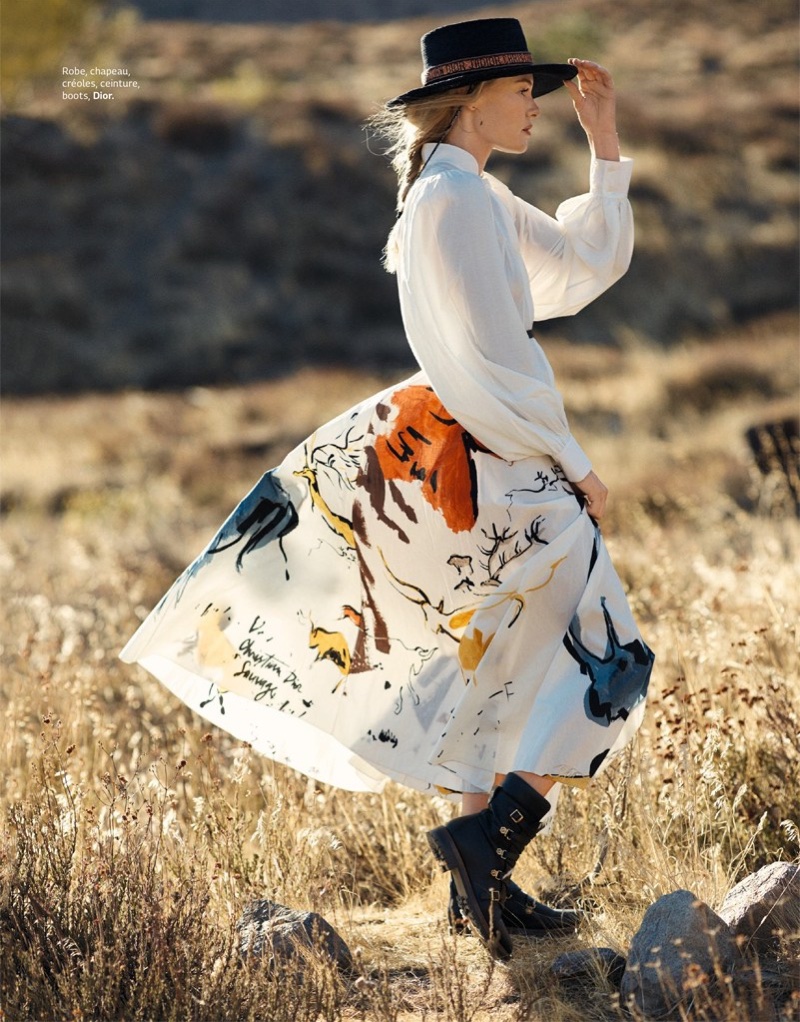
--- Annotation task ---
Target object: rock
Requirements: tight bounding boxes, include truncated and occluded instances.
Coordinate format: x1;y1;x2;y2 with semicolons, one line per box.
620;890;736;1019
720;862;800;955
236;899;353;974
551;947;627;988
745;418;800;517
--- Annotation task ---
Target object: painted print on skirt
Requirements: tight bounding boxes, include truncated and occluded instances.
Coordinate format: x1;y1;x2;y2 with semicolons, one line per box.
121;371;654;802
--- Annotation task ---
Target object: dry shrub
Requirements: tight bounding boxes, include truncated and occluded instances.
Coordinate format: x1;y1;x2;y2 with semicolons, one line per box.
664;359;780;415
534;11;607;65
0;727;349;1022
152;102;238;154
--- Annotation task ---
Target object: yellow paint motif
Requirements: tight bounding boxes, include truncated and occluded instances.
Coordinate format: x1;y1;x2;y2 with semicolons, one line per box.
195;607;254;699
449;607;476;630
197;608;238;671
521;555;568;594
545;774;592;790
309;625;351;675
293;463;356;549
458;627;494;673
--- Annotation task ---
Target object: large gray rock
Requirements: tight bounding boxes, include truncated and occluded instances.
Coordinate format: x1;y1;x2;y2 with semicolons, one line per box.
236;899;353;973
620;890;736;1019
720;862;800;956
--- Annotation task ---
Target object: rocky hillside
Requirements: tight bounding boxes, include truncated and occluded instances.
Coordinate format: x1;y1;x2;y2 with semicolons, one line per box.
1;0;797;393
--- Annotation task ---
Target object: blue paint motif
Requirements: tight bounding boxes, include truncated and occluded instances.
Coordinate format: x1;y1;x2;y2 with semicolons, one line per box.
173;473;299;602
564;597;654;727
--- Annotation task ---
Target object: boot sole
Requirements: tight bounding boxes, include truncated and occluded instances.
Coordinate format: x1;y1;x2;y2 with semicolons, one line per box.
451;913;574;939
458;920;575;938
427;825;513;961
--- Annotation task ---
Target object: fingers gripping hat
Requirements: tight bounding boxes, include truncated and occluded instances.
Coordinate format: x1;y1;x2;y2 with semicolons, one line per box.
387;17;578;107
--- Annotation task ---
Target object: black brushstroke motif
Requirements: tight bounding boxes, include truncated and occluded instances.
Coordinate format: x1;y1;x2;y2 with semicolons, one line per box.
589;748;609;776
367;728;399;748
478;515;546;587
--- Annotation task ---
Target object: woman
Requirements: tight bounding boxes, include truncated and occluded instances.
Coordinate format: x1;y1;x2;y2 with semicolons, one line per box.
121;18;653;961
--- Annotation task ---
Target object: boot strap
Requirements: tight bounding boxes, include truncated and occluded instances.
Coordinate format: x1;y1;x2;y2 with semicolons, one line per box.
489;885;509;904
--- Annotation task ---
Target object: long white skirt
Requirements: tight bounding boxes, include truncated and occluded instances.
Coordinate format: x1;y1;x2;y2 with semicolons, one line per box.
121;372;653;802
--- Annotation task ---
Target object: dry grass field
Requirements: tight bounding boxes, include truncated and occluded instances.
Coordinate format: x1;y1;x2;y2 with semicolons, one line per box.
2;314;798;1020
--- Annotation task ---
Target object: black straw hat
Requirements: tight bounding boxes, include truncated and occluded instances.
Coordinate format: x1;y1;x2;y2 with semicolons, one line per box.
387;18;578;108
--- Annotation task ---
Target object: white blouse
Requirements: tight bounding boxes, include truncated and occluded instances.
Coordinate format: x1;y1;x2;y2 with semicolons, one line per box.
392;142;633;481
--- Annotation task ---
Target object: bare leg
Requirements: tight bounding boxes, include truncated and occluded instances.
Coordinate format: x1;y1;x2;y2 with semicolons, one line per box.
461;772;554;815
513;771;555;799
460;791;489;815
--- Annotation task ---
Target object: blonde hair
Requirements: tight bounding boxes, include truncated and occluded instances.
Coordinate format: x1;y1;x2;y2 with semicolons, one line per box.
368;84;487;272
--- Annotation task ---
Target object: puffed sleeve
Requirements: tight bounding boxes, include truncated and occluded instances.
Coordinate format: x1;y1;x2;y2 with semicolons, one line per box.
396;171;592;481
486;158;634;321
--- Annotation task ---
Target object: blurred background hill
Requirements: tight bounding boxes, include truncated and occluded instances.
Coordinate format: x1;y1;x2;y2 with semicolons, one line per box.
114;0;492;23
1;0;797;393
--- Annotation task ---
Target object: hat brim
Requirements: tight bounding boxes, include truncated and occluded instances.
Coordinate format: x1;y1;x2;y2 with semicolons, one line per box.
386;62;577;108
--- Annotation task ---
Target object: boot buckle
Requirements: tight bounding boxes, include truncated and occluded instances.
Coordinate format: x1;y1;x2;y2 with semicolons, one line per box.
490;869;502;879
499;826;510;837
496;847;507;858
510;809;524;823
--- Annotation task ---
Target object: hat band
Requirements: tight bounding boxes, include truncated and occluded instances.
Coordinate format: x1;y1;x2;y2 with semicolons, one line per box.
423;50;533;84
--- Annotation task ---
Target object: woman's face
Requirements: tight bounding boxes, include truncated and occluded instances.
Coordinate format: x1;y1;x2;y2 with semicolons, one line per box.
470;75;540;154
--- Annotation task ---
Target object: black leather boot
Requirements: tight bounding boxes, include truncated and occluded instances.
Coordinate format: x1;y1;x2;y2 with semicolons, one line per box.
427;773;552;959
448;876;580;936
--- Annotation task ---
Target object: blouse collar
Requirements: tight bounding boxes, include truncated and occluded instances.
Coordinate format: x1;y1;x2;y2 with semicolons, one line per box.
420;142;481;177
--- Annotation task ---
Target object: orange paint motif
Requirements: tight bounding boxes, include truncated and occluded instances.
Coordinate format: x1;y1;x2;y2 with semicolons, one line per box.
342;605;364;628
374;385;480;533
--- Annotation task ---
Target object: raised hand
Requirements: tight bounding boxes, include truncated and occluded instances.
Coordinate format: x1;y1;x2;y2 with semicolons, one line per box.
563;58;620;161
